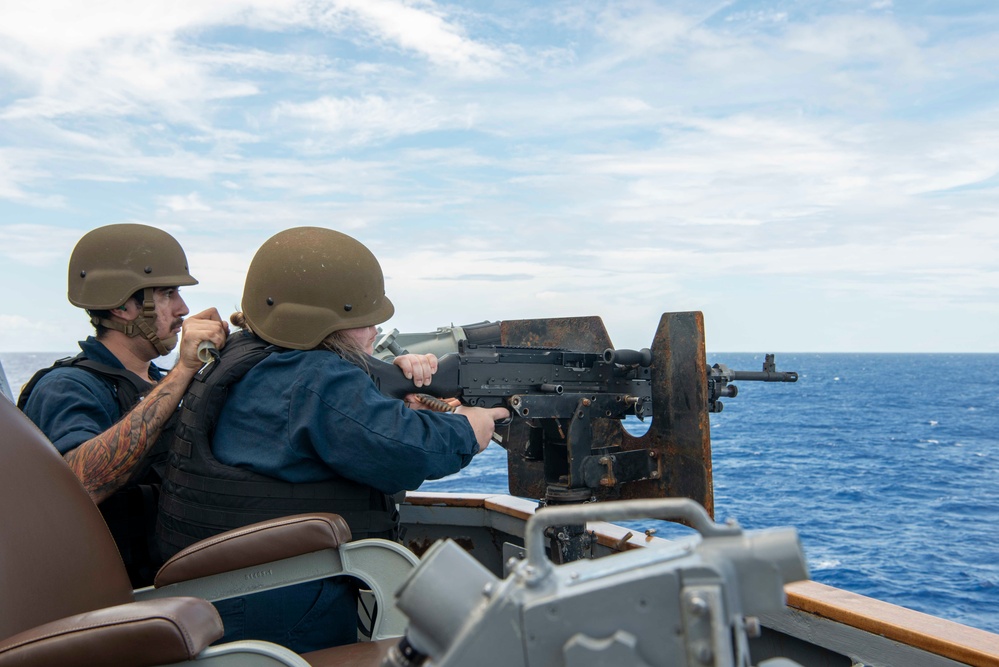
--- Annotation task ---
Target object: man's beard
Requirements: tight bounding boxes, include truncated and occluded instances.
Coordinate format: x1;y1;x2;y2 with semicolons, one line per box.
157;318;184;354
158;334;179;353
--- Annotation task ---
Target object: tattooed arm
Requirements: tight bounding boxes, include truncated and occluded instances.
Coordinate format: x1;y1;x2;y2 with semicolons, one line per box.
63;372;193;503
65;309;229;504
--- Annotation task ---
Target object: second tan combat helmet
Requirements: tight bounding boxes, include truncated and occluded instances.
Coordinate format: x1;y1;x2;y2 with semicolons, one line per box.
242;227;395;350
69;224;198;309
68;223;198;355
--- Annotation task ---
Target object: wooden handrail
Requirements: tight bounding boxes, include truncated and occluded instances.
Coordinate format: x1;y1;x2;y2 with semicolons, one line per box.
785;580;999;667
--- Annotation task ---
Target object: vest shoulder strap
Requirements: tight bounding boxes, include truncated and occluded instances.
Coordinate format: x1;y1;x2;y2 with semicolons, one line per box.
17;352;152;414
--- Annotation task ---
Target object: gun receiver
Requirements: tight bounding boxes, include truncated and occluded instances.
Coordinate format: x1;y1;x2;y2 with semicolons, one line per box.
368;342;654;421
708;353;798;413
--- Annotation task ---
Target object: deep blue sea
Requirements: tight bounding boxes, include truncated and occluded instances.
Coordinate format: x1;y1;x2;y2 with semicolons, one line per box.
3;351;997;634
428;352;999;635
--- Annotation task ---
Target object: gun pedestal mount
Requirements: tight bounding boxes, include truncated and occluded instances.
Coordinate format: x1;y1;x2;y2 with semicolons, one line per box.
498;311;712;510
493;312;710;564
540;465;598;564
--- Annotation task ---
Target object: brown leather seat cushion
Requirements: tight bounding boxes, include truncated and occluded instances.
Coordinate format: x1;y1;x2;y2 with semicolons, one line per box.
0;597;223;667
155;513;352;587
302;637;398;667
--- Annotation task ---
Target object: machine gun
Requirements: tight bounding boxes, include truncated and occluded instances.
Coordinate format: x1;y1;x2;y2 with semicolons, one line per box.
369;337;796;504
368;312;797;563
369;342;655;420
373;320;798;415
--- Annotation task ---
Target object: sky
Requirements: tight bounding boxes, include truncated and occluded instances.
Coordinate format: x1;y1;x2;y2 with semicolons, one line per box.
0;0;997;354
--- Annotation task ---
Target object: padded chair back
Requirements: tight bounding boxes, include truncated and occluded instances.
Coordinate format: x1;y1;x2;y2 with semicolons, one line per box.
0;398;133;639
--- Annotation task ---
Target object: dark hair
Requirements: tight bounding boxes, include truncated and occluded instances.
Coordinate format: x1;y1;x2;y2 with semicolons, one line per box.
90;290;144;337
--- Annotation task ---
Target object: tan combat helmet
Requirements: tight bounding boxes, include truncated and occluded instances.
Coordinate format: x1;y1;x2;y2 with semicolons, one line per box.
68;224;198;355
242;227;395;350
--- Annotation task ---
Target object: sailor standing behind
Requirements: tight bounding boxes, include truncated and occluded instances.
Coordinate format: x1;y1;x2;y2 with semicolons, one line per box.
18;224;229;586
156;226;508;653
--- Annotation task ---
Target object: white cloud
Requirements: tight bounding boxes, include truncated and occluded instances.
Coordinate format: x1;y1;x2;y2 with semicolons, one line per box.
0;154;35;202
158;192;213;212
316;0;506;77
274;94;476;147
0;225;78;267
590;4;698;53
0;151;67;207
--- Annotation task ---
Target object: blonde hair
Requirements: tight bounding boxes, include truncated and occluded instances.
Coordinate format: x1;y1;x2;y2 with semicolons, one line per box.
230;311;369;368
319;330;370;369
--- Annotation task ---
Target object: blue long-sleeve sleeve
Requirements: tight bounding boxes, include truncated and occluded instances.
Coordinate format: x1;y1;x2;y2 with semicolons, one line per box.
213;349;478;494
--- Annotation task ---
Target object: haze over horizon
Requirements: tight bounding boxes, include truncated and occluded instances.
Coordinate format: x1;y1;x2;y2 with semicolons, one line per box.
1;1;996;354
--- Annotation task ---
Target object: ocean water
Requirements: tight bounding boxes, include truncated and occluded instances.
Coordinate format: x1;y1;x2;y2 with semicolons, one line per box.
425;352;999;635
3;351;997;634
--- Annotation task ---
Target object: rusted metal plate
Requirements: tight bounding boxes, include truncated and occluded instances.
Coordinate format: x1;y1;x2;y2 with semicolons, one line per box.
496;312;713;516
499;316;612;350
620;311;713;515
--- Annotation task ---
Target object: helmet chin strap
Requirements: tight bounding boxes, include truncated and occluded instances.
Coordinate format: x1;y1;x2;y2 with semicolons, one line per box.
92;288;176;356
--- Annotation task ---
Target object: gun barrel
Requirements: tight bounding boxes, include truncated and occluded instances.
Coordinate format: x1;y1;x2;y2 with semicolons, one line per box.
730;370;798;382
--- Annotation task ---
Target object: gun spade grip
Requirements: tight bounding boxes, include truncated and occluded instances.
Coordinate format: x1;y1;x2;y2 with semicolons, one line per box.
367;355;461;401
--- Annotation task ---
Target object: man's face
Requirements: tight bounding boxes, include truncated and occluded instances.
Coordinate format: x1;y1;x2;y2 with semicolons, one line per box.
151;287;190;341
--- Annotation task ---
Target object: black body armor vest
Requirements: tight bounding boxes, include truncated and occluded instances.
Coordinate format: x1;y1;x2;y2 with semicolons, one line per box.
18;352;152;415
156;332;399;560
